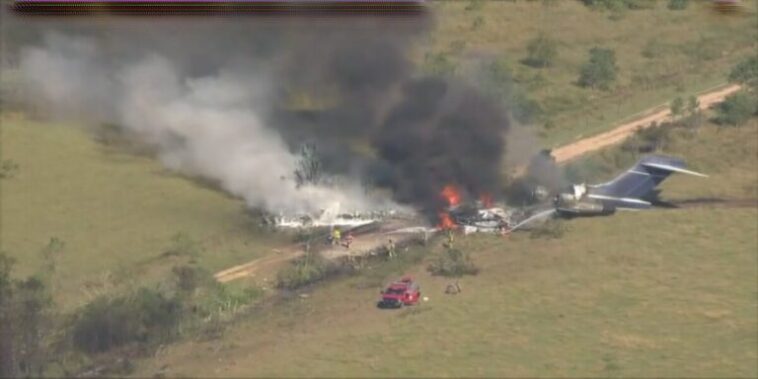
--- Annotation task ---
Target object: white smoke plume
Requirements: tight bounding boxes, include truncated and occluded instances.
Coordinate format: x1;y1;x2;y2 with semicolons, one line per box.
19;33;380;215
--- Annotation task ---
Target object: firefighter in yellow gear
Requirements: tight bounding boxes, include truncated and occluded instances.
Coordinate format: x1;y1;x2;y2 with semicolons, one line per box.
331;228;341;246
445;229;454;249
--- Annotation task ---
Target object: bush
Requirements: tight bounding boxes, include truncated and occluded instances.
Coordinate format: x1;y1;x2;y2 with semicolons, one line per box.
714;92;757;126
427;248;479;277
276;252;340;290
524;34;558;68
626;123;672;153
729;55;758;90
0;160;19;179
581;0;655;10
172;265;213;295
72;288;182;354
578;48;618;90
667;0;688;10
670;97;684;117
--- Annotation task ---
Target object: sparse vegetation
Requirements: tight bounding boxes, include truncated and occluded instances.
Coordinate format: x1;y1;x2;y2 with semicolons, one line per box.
427;248;479;277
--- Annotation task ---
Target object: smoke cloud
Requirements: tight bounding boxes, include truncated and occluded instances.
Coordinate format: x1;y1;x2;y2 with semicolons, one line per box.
6;13;510;220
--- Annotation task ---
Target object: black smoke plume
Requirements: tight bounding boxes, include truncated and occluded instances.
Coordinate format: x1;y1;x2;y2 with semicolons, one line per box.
4;10;510;220
372;78;509;218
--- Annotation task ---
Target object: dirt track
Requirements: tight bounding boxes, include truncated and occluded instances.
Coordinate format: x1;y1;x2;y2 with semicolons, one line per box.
215;83;742;283
550;84;742;163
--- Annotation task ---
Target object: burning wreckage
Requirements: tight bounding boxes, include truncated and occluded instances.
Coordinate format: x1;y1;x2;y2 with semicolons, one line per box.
259;155;706;240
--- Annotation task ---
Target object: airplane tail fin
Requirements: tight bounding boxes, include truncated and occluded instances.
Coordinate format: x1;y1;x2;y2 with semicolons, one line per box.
589;155;707;207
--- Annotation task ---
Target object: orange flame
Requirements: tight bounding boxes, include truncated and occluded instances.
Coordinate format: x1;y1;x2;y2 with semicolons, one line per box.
440;185;462;207
479;193;494;208
437;211;456;230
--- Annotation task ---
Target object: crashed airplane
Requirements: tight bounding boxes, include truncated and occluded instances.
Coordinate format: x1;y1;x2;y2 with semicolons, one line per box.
553;155;707;217
451;155;708;233
553;155;707;216
263;154;707;238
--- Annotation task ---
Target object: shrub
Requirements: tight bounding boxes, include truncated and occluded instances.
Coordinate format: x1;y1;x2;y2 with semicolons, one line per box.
578;48;618;90
670;97;684;117
626;123;672;153
427;248;479;277
0;160;19;179
276;252;340;290
581;0;655;10
728;55;758;90
714;92;757;126
667;0;688;10
524;34;558;68
72;288;182;354
172;265;212;294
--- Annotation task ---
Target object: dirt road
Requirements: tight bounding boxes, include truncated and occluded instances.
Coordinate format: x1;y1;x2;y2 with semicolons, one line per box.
214;218;423;283
215;83;742;283
550;84;742;163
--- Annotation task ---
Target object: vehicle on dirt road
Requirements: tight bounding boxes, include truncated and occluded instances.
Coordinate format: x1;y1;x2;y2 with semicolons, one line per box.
377;277;421;309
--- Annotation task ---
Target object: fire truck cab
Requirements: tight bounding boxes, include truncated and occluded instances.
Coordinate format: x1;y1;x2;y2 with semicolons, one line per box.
377;277;421;308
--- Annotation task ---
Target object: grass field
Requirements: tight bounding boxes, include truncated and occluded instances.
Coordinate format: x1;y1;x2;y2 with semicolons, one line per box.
0;113;289;308
0;1;755;375
421;0;756;146
133;121;757;377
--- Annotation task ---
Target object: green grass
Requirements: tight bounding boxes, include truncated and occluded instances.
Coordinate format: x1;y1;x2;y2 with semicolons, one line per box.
133;121;758;377
0;114;288;308
421;0;756;146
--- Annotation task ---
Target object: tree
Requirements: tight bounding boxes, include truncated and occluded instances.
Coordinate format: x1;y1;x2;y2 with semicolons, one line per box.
13;277;52;377
714;92;757;126
0;254;16;378
683;95;703;128
670;97;684;117
687;95;699;114
578;48;618;90
294;144;323;188
728;55;758;91
524;34;558;68
0;253;55;378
